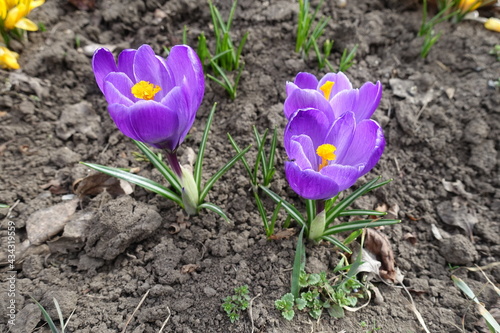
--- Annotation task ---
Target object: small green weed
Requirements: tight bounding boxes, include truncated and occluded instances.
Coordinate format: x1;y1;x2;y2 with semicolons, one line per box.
275;269;364;321
222;285;251;323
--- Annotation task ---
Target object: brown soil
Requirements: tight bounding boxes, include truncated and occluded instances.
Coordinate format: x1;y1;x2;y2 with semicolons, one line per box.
1;0;499;332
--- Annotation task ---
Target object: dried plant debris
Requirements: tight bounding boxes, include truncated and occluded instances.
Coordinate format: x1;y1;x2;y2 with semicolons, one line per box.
436;197;478;239
362;228;398;282
73;173;133;198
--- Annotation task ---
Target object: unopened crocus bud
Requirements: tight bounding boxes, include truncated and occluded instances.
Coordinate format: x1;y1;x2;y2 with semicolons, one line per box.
308;210;326;241
485;18;500;32
180;165;199;216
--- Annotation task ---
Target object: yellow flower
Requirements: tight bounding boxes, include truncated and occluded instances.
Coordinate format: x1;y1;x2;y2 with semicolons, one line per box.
458;0;481;12
484;18;500;32
0;46;20;69
1;0;45;31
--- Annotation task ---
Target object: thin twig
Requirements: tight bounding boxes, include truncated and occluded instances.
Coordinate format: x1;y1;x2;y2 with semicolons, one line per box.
248;293;261;333
121;289;150;333
2;200;20;221
158;306;171;333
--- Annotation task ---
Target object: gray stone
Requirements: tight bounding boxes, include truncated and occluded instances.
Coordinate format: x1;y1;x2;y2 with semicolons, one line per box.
439;235;477;265
85;196;162;260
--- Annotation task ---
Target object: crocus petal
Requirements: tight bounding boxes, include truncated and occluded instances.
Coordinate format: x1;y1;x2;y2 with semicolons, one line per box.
161;85;191;149
294;72;319;90
92;48;118;93
320;164;361;193
285;162;340;200
133;45;171;99
103;73;135;106
288;135;317;170
108;101;180;150
117;49;136;82
29;0;45;10
166;45;205;112
352;81;383;121
324;111;355;162
329;89;358;119
341;119;385;174
14;17;38;31
285;82;299;97
284;108;331;154
284;88;335;121
360;123;385;177
317;72;352;99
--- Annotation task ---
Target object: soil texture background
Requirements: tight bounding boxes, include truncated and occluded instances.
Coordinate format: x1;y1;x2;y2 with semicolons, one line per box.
1;0;499;332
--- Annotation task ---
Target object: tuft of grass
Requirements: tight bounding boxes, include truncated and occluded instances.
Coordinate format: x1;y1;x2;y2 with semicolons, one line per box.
31;297;75;333
195;0;248;99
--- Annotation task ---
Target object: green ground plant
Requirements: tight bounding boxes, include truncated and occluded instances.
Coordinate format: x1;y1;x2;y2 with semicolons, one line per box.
275;267;365;321
222;285;251;323
196;0;248;99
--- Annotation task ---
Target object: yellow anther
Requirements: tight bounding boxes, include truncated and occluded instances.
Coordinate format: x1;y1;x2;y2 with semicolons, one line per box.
316;144;336;171
319;81;335;100
131;80;161;100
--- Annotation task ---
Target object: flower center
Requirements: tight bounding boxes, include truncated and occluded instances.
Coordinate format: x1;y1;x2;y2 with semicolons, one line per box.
131;80;161;100
319;81;335;100
316;144;336;171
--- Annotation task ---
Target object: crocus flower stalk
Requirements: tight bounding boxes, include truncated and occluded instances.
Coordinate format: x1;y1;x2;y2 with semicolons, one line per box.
1;0;45;31
283;72;385;239
92;44;205;214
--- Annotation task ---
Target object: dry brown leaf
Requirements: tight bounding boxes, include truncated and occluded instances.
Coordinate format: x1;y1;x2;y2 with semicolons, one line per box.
73;173;133;198
40;179;68;195
181;264;198;274
403;232;418;245
364;228;397;281
268;228;296;240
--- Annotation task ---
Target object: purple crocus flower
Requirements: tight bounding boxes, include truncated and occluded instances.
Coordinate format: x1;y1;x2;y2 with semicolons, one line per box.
283;72;385;201
92;44;204;152
284;72;382;123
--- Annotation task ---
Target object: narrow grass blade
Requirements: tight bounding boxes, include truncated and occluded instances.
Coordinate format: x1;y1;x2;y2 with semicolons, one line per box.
199;145;251;202
0;203;8;208
259;185;306;230
81;162;183;206
451;275;480;304
265;128;278;184
235;32;249;68
338;210;387;217
31;297;60;333
254;190;269;234
343;229;364;246
199;202;229;222
53;298;65;331
268;200;283;237
321;235;351;253
452;275;500;332
323;219;401;235
133;140;182;194
291;227;305;298
326;177;391;226
305;199;316;225
194;103;217;192
227;133;253;180
253;127;268;183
